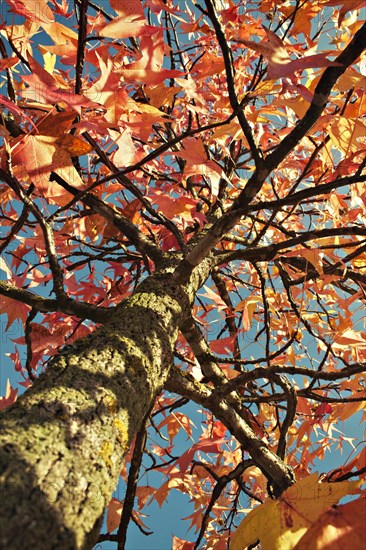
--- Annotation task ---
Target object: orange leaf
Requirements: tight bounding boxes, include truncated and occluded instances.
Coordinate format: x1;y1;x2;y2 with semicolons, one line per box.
172;536;195;550
0;379;18;410
5;0;54;23
0;57;19;70
236;29;340;80
230;473;360;550
106;498;122;533
35;111;76;137
294;497;366;550
10;133;86;204
57;134;93;156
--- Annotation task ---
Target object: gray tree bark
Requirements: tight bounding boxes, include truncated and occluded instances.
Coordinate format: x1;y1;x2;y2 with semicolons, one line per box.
0;273;193;549
0;265;295;549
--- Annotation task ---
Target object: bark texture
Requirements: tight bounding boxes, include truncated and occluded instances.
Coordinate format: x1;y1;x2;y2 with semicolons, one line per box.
0;264;296;548
0;274;191;549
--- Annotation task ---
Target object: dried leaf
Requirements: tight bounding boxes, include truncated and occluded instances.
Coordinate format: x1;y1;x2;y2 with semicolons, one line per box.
230;474;360;550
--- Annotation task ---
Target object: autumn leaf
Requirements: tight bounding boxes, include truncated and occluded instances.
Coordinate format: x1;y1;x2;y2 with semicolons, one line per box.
294;497;366;549
199;285;228;310
0;379;18;410
0;57;18;70
176;138;230;196
0;294;30;330
146;0;179;15
178;438;227;473
120;30;184;84
9;133;86;204
210;335;236;356
5;0;54;23
235;296;262;331
172;536;195;550
235;28;341;80
106;497;122;533
157;411;193;444
328;116;366;155
100;18;147;39
230;474;361;550
21;56;96;113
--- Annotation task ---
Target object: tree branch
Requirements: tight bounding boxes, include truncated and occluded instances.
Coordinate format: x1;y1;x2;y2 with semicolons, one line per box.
75;0;88;95
216;363;366;398
0;280;112;324
117;405;153;549
49;172;164;265
203;0;264;171
264;21;366;174
165;366;295;496
0;168;67;300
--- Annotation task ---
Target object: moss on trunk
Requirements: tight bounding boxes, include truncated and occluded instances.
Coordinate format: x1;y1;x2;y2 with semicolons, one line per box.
0;277;187;549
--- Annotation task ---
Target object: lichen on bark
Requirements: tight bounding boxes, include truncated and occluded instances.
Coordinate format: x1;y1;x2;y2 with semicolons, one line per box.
0;275;190;549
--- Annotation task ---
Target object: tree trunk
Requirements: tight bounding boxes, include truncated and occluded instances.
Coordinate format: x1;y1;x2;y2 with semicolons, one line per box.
0;274;190;549
0;265;295;548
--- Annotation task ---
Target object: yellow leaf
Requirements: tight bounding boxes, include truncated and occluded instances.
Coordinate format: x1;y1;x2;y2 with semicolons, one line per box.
235;297;261;331
38;47;56;73
230;474;360;550
328;116;366;155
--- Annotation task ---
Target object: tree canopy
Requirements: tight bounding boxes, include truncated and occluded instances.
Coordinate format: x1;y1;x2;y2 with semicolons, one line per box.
0;1;365;549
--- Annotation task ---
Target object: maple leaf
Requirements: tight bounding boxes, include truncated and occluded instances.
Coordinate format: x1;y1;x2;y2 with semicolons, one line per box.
21;56;96;114
235;28;341;80
230;473;361;550
5;0;54;23
178;437;226;473
157;411;193;444
7;110;92;204
106;498;122;533
149;190;199;223
0;294;30;331
235;296;262;331
327;116;366;155
28;323;69;355
210;335;236;356
199;285;228;310
0;57;18;70
172;536;195;550
294;497;366;549
120;30;184;84
9;133;87;204
176;138;230;196
0;379;18;410
146;0;179;16
40;22;78;65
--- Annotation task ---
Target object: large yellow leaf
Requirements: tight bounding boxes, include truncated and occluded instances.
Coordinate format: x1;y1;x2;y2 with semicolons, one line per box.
230;474;360;550
328;116;366;154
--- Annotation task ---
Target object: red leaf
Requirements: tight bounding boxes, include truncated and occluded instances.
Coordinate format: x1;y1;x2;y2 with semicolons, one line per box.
5;0;54;23
22;56;96;113
172;536;195;550
106;498;122;533
236;28;341;80
0;379;18;410
178;438;226;473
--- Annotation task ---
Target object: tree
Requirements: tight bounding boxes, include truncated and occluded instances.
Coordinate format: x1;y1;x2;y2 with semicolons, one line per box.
0;0;365;548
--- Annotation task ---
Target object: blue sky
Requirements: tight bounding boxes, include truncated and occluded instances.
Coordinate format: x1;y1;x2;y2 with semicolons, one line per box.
1;1;365;548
